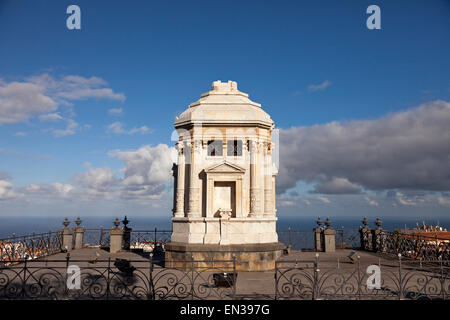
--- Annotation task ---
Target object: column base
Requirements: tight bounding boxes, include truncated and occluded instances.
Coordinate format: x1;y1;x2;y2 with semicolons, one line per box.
164;242;285;271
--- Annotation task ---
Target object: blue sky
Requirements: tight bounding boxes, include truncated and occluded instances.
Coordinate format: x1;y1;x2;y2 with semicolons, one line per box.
0;0;449;218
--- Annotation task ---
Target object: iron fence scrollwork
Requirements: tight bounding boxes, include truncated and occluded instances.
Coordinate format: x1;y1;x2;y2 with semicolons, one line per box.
275;255;449;300
0;254;237;300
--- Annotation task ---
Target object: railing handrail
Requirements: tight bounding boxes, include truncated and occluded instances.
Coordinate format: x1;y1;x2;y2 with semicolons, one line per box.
0;230;61;242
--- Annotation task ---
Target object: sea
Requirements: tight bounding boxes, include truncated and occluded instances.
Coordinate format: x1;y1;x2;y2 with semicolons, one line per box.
0;215;449;239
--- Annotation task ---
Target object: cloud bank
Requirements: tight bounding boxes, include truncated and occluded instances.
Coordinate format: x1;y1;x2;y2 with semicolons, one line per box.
278;100;450;195
0;73;125;125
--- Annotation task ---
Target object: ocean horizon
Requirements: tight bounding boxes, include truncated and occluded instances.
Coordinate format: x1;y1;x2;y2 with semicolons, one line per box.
1;215;449;239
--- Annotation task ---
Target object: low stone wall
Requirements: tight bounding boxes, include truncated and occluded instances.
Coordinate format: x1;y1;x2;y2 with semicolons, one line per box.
165;242;285;271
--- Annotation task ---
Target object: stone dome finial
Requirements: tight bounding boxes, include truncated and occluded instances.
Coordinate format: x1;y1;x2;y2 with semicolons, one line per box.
211;80;238;93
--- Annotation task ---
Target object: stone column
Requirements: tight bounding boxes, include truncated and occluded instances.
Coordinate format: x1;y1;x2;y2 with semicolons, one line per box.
323;217;336;253
109;229;124;253
371;218;386;252
359;217;372;251
62;229;74;252
174;142;185;217
74;227;85;249
264;141;273;217
249;140;261;217
187;139;200;218
324;230;336;253
109;217;123;253
314;217;324;252
122;216;132;251
61;217;73;252
73;216;84;250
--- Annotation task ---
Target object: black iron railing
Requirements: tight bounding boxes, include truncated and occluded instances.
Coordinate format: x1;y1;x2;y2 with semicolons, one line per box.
0;232;62;265
275;255;450;300
82;228;110;248
277;228;360;251
1;253;448;300
130;229;172;252
360;229;450;262
0;255;236;300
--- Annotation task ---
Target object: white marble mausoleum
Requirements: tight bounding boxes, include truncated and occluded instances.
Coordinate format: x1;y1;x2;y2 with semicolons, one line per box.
166;80;283;271
170;80;279;244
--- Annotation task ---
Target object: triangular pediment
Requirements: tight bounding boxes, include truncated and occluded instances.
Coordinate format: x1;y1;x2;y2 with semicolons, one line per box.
205;161;245;174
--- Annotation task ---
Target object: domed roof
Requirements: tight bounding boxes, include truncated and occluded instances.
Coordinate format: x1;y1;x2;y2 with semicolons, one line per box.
174;81;274;129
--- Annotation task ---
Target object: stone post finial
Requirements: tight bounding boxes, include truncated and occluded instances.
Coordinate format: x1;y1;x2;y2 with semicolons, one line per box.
75;216;82;227
113;217;121;229
362;217;368;227
316;216;323;228
375;217;382;229
62;217;70;228
122;216;130;228
325;217;331;229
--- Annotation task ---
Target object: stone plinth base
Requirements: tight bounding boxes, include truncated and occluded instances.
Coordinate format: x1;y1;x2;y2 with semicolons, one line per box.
164;242;285;271
171;217;278;245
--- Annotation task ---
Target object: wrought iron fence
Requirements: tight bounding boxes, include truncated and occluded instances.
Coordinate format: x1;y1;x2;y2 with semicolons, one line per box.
277;229;315;251
82;229;110;249
0;255;236;300
336;229;360;249
275;255;450;300
130;229;172;252
277;228;360;251
360;229;450;263
0;232;62;265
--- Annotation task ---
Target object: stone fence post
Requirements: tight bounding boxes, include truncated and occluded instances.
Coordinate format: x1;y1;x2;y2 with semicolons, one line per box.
359;217;373;251
371;218;386;252
61;217;74;252
122;216;132;251
314;216;324;252
323;217;336;253
73;216;85;249
109;217;123;253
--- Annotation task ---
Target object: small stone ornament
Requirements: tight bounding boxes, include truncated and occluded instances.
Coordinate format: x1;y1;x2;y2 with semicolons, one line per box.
325;217;331;229
316;216;323;228
362;217;368;227
113;217;121;228
62;217;70;228
122;216;130;228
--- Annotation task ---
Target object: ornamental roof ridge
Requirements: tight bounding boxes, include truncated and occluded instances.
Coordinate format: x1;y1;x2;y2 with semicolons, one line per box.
188;80;261;108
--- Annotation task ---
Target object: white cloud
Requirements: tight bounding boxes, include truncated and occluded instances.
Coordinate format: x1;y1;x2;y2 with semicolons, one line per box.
106;121;152;135
316;196;331;204
0;179;22;200
24;183;75;199
52;119;79;137
108;107;123;115
0;81;57;124
0;73;125;127
14;132;28;137
74;167;116;191
312;177;361;194
16;144;175;202
110;144;174;186
364;196;379;207
38;113;63;121
27;73;125;102
278;100;450;194
307;80;332;92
